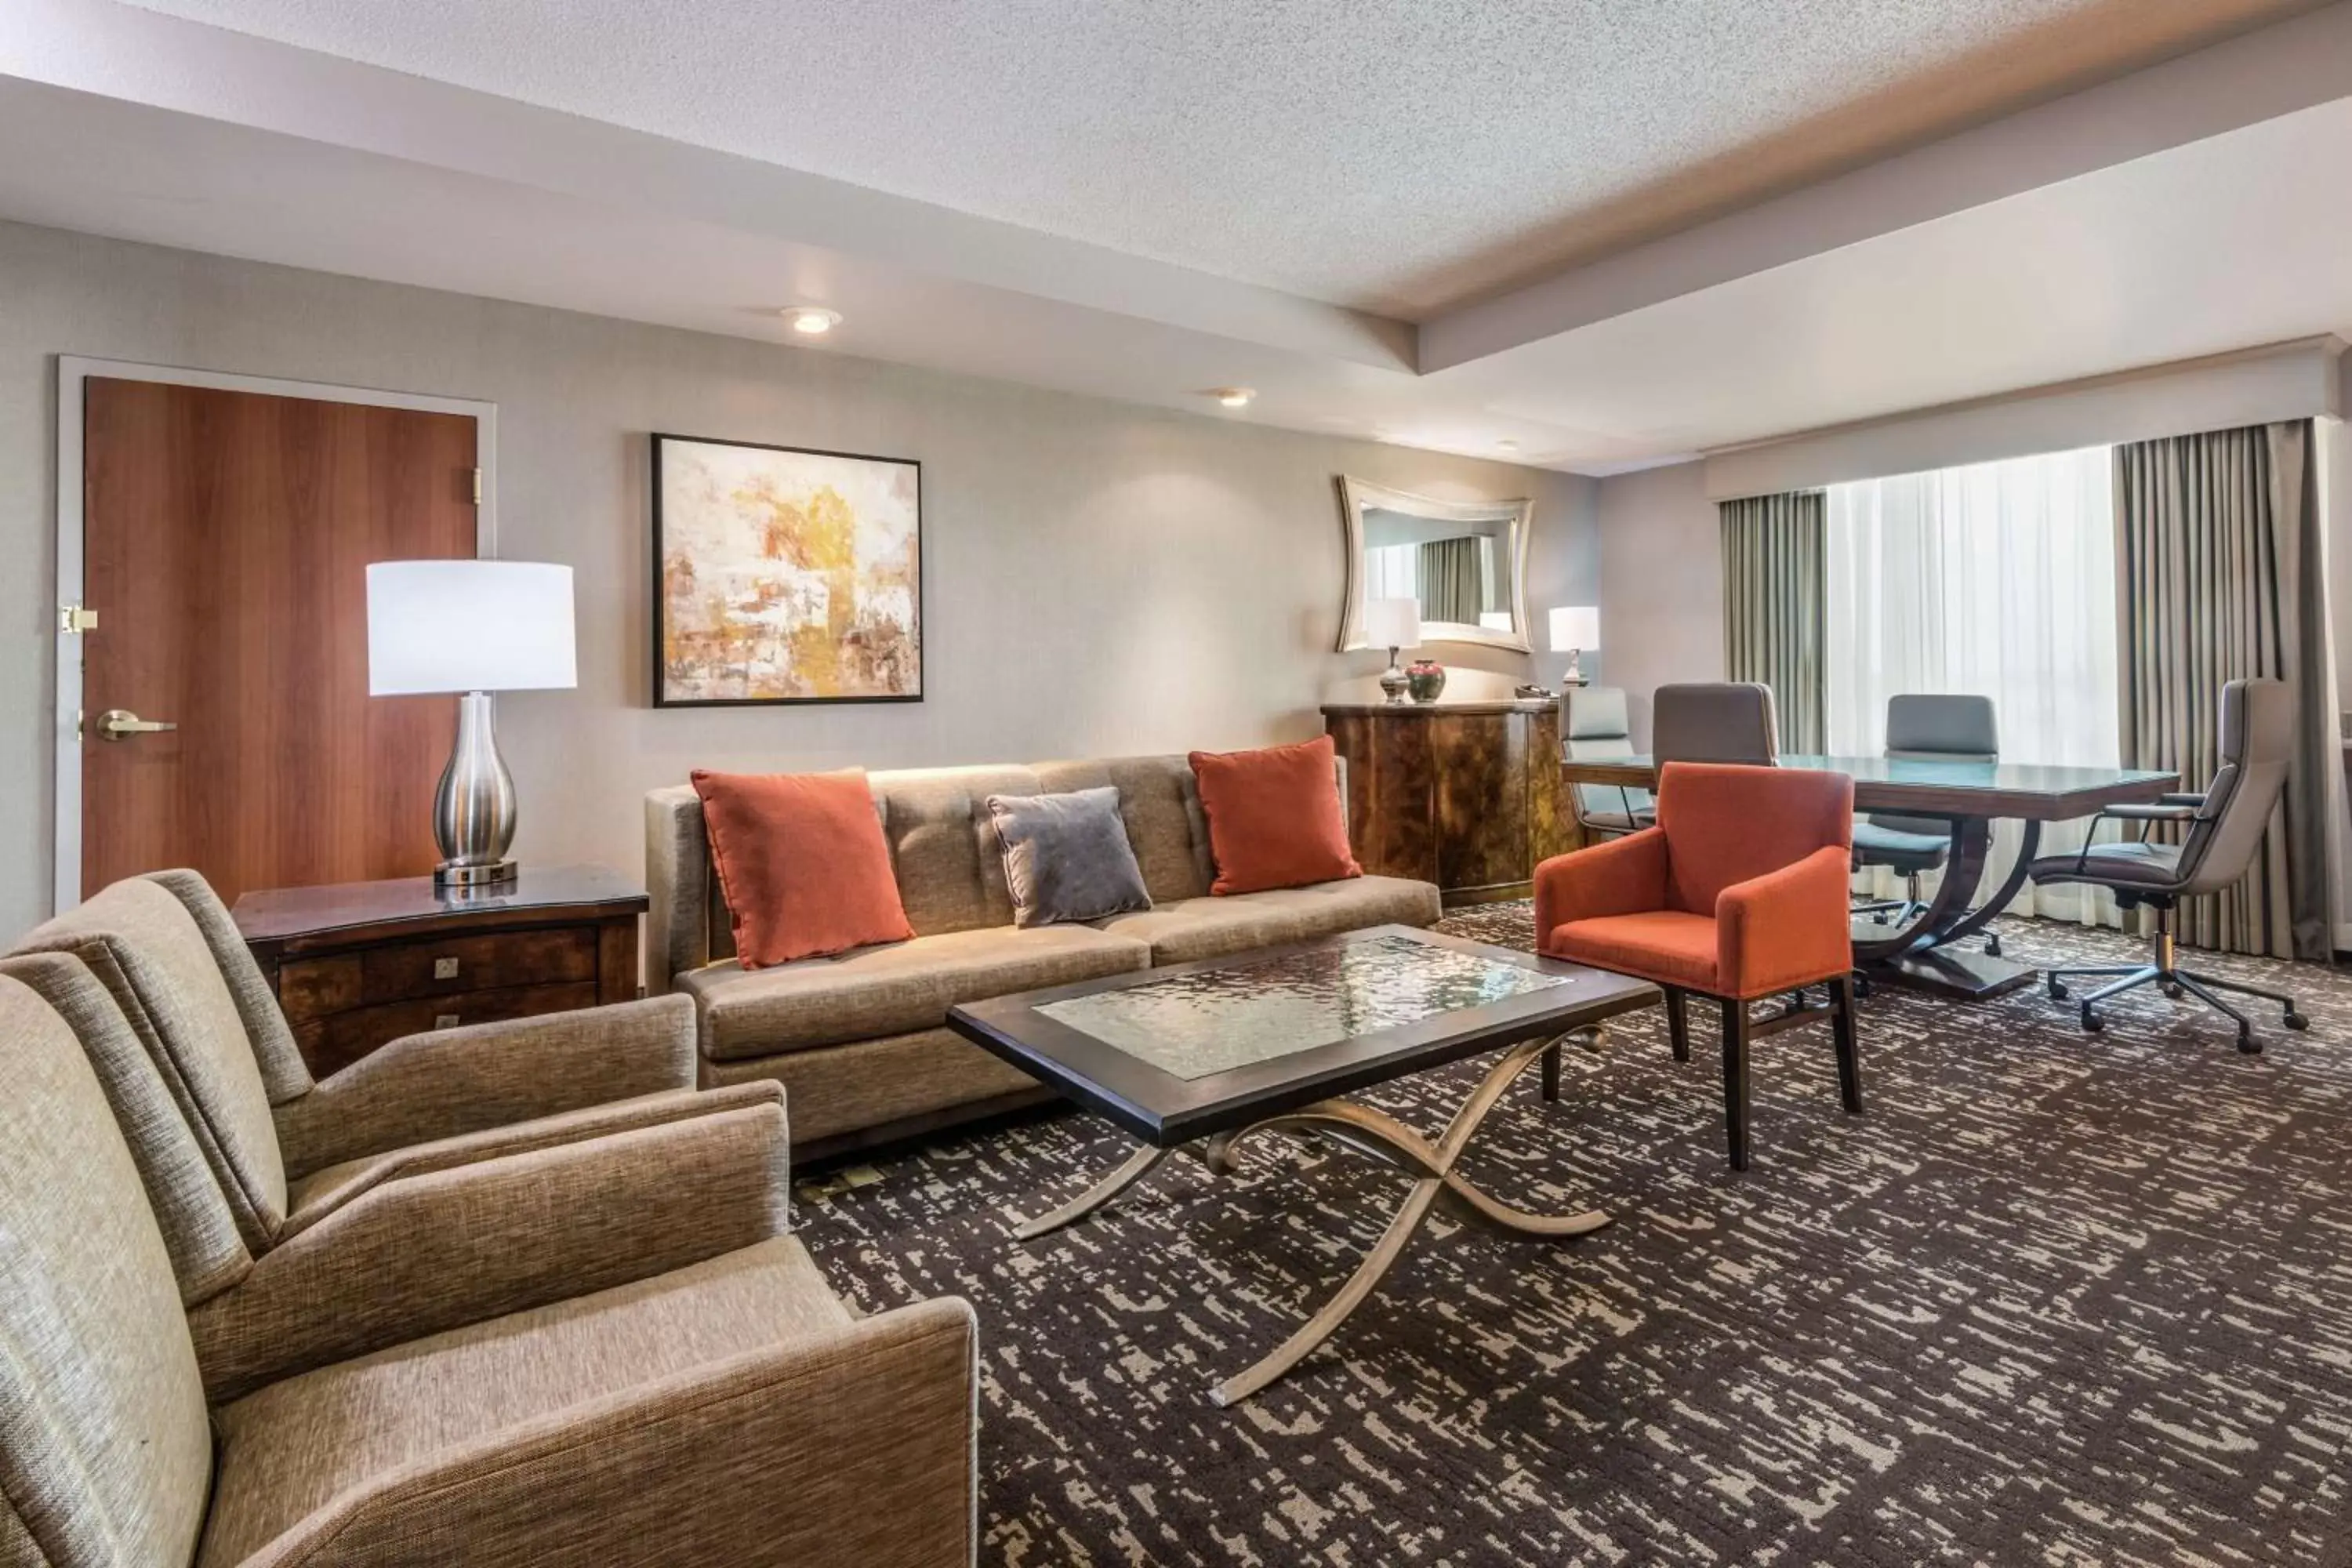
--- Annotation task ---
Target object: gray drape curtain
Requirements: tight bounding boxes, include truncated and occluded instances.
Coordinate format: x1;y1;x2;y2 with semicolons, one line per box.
2113;420;2330;960
1418;538;1484;624
1719;491;1827;753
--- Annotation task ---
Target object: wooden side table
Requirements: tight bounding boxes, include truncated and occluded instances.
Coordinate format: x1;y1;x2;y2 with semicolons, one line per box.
232;865;648;1078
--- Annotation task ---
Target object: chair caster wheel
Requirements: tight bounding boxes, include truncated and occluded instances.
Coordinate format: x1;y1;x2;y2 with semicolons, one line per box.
2238;1027;2262;1055
2285;1011;2310;1032
2161;983;2185;1000
2080;1005;2103;1033
1984;935;2002;957
2049;979;2068;1000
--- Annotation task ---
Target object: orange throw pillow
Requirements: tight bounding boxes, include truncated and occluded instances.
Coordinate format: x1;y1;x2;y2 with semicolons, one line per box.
1189;735;1363;895
690;768;914;967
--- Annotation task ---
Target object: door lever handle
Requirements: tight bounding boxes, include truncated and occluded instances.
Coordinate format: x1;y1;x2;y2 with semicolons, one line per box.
95;709;177;742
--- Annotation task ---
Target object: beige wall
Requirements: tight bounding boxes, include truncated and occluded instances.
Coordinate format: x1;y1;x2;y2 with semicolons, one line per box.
1594;459;1722;748
0;219;1596;935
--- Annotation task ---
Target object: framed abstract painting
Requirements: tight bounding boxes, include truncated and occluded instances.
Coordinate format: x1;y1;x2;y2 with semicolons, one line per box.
652;433;923;706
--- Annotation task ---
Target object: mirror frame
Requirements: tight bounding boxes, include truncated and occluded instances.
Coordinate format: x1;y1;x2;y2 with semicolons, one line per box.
1334;477;1534;654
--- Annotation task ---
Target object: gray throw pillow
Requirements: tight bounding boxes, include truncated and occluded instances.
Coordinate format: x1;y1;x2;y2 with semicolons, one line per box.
985;786;1154;929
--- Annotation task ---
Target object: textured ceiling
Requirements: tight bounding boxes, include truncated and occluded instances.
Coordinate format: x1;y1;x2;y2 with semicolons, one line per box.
122;0;2320;316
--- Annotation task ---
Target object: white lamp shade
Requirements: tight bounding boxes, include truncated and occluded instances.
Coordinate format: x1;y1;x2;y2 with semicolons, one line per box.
1549;605;1600;652
368;560;578;695
1364;597;1422;652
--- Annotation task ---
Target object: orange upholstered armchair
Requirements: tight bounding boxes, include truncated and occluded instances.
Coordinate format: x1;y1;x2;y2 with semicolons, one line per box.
1535;761;1860;1171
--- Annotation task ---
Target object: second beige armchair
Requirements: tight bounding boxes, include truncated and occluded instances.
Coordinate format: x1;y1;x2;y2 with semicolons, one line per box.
0;967;980;1567
6;869;782;1397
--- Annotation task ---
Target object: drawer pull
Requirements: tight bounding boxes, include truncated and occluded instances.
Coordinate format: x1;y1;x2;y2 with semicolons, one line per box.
434;1013;460;1029
434;956;462;979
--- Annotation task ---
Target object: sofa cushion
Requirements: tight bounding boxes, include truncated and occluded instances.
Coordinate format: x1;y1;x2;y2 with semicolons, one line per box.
199;1237;846;1568
680;925;1151;1060
985;786;1153;928
1094;876;1441;965
873;767;1044;935
1189;735;1362;895
701;1027;1044;1143
691;768;916;966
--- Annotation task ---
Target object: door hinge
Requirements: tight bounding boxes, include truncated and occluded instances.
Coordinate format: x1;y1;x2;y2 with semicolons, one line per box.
59;604;98;634
471;468;483;506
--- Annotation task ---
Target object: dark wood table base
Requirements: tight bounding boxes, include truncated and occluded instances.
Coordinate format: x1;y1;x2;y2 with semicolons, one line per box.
1849;819;2043;1000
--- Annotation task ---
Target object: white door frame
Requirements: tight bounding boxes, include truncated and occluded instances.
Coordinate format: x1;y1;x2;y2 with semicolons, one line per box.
53;356;499;913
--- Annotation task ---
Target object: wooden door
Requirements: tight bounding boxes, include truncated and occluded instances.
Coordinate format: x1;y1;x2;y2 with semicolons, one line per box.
79;378;479;906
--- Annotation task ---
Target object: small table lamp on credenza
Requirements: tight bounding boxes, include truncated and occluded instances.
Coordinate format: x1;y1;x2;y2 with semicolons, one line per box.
1550;605;1599;688
1366;597;1423;705
366;560;577;888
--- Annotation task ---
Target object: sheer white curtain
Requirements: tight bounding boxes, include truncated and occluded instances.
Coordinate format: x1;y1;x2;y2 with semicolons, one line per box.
1824;445;2122;925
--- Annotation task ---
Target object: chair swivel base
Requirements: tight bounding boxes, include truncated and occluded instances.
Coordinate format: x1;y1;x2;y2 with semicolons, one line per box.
2046;918;2307;1053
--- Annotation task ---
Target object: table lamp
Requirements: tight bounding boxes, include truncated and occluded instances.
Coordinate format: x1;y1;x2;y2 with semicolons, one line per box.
367;560;577;887
1549;605;1599;687
1365;597;1422;704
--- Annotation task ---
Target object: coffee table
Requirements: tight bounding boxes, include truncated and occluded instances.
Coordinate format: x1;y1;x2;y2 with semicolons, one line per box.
947;924;1659;1404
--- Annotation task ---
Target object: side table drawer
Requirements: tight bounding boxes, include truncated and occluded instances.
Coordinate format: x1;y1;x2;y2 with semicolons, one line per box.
291;980;600;1078
278;927;598;1022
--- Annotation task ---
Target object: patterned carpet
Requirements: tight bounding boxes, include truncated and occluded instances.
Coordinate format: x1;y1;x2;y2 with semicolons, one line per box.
795;909;2352;1567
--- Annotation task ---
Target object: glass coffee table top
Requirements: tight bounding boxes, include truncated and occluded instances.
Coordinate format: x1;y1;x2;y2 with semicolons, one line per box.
1037;931;1572;1081
951;924;1658;1149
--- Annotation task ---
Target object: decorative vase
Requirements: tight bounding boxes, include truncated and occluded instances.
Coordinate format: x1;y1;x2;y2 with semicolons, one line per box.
1406;659;1446;703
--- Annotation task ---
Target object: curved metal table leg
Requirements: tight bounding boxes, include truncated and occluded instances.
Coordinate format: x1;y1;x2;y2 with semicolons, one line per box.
1208;1032;1610;1405
1010;1145;1170;1241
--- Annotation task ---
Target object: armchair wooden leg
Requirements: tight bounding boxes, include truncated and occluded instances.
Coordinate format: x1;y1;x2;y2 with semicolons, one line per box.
1664;988;1690;1062
1719;996;1751;1171
1540;1040;1561;1102
1831;974;1863;1114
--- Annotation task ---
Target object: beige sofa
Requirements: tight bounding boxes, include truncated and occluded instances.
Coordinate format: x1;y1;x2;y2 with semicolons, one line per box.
648;753;1443;1158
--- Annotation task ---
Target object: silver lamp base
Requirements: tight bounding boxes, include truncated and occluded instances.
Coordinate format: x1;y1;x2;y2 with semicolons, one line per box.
435;858;517;889
1378;647;1411;704
432;691;520;888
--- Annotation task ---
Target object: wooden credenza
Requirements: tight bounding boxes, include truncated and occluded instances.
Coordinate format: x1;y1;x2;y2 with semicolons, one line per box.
1322;699;1571;906
232;865;647;1078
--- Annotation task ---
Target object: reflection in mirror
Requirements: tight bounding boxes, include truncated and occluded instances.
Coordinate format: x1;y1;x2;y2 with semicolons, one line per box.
1335;479;1532;653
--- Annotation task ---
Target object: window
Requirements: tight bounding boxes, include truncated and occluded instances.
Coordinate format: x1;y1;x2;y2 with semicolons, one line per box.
1824;445;2119;921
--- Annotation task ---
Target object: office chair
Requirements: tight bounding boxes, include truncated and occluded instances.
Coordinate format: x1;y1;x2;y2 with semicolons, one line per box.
1563;685;1652;839
1651;682;1780;766
2028;677;2309;1052
1852;694;2002;955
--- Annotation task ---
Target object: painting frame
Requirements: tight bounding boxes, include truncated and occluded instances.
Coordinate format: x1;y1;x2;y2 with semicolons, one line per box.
651;431;924;708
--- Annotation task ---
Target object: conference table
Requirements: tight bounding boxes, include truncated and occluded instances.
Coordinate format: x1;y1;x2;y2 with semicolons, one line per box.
1557;753;2179;998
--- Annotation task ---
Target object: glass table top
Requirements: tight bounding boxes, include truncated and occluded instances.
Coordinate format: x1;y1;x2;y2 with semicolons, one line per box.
1036;931;1570;1081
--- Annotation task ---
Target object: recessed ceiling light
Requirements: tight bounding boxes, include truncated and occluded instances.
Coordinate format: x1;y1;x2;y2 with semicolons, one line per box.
1210;387;1255;408
783;307;842;336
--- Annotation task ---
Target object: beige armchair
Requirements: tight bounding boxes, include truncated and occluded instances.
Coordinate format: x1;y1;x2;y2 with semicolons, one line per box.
0;968;979;1567
8;871;748;1248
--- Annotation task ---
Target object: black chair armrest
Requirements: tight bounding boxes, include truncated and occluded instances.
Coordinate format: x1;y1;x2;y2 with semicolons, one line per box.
2158;791;2207;807
2106;804;2198;822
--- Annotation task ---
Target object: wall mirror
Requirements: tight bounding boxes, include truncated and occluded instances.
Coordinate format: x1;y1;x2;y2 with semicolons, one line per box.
1334;477;1533;652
